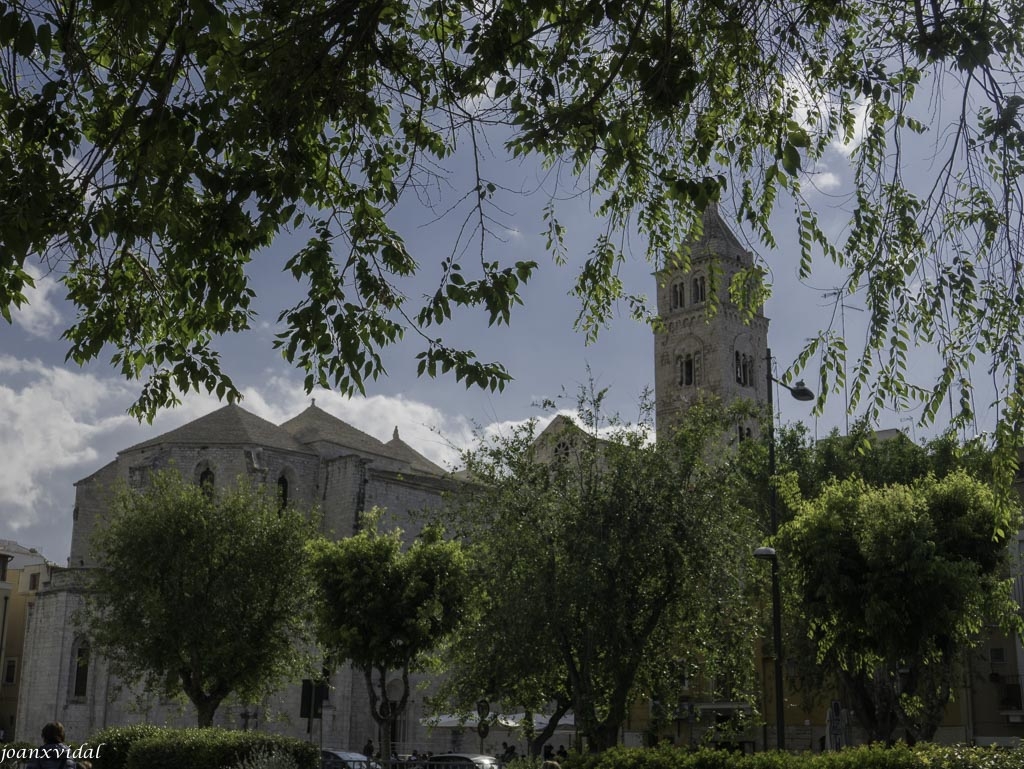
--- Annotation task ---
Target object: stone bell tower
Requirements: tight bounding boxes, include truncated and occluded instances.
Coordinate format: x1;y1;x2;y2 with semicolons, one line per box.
653;205;770;439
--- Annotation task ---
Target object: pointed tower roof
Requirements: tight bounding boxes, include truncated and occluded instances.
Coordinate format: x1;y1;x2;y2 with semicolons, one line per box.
384;426;447;476
279;403;393;457
694;203;750;264
123;404;313;454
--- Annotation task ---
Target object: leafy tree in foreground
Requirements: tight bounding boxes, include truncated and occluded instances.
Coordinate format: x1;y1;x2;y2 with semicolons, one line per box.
780;471;1021;744
309;517;469;762
437;392;762;752
2;1;1024;478
765;421;1003;718
85;470;318;727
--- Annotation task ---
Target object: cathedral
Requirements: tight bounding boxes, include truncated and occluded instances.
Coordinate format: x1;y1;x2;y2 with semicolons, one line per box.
15;402;458;751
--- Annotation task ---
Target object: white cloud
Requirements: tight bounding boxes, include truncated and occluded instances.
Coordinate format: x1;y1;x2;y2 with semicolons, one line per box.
0;357;135;532
830;100;870;157
782;70;870;160
12;265;63;337
813;171;842;191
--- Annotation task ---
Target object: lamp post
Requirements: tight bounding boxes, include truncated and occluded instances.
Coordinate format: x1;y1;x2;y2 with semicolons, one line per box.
758;348;813;751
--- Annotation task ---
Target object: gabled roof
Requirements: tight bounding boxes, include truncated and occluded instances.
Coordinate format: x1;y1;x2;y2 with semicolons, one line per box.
279;404;393;457
384;427;447;476
122;404;313;455
535;414;584;445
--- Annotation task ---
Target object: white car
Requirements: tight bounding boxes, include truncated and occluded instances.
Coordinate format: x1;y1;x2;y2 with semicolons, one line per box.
425;754;501;769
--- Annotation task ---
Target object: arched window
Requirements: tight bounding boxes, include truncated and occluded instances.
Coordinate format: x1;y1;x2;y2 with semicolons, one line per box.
692;275;706;304
70;638;90;699
554;440;571;461
670;281;684;310
199;468;215;499
277;475;289;510
680;351;701;387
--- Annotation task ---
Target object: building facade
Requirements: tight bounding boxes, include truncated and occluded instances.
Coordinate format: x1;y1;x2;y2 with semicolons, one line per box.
0;541;50;740
16;403;462;753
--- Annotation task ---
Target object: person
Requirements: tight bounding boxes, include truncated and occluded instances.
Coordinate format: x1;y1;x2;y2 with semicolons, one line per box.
363;739;375;758
556;746;568;760
24;722;76;769
542;745;555;761
542;761;560;769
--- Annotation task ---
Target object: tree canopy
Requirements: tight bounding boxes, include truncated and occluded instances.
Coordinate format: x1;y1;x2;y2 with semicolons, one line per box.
3;0;1024;457
436;393;762;752
780;470;1021;744
84;469;318;727
308;516;470;762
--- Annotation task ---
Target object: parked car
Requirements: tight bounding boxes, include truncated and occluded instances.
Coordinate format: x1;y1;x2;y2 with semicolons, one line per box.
322;750;382;769
425;754;501;769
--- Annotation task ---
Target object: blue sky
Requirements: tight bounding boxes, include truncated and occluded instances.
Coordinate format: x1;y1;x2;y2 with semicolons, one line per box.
0;92;996;564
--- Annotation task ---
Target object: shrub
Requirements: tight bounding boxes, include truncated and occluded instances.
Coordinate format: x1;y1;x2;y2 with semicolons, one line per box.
88;723;165;769
123;728;317;769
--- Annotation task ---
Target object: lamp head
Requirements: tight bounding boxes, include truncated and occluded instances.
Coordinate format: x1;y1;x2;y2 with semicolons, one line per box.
788;380;814;401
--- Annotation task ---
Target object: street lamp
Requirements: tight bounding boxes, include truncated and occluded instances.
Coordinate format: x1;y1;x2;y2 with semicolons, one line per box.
760;348;813;751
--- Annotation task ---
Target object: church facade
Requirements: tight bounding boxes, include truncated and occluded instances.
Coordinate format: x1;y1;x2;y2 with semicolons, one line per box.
15;403;463;753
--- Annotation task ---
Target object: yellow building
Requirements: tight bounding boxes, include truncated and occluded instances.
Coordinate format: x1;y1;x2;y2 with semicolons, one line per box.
0;540;50;740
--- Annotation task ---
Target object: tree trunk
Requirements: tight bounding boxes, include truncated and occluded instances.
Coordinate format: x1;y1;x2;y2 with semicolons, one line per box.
195;697;219;728
528;699;573;756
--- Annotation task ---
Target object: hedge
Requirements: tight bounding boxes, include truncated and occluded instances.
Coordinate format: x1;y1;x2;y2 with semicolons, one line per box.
564;744;1024;769
123;728;318;769
84;725;317;769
